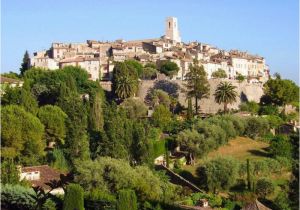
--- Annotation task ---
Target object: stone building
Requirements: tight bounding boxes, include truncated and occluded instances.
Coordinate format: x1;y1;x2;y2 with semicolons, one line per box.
30;17;270;82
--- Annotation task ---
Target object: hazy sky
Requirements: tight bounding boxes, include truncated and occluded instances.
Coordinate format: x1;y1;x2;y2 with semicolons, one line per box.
1;0;299;82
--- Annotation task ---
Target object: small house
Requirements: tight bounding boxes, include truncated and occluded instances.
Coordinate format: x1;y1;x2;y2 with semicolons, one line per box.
20;165;65;194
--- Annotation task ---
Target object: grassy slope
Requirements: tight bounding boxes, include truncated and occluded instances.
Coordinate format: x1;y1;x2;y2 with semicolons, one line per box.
180;136;290;199
182;136;270;175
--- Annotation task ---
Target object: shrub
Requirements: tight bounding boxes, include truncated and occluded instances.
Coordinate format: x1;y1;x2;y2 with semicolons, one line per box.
190;192;222;207
151;104;172;131
270;135;292;158
42;199;57;210
117;189;137;210
265;115;284;129
259;105;279;115
239;101;259;114
48;149;70;172
274;191;291;210
1;160;20;184
206;116;237;139
1;184;36;210
141;67;157;80
255;178;274;198
244;117;269;139
120;98;148;119
275;156;292;171
84;190;116;210
222;115;246;136
63;184;84;210
197;157;239;193
196;121;227;148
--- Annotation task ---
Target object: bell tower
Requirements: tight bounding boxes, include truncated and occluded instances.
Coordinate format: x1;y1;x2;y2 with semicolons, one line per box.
165;17;181;43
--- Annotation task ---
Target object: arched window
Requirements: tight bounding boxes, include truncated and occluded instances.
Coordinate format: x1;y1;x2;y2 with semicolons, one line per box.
169;22;171;28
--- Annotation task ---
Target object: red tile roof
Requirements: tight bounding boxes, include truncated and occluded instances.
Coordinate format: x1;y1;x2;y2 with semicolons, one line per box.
21;165;65;190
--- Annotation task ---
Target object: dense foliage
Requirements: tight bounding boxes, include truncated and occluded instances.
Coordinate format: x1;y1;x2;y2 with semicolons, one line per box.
1;57;299;210
63;184;84;210
184;62;210;114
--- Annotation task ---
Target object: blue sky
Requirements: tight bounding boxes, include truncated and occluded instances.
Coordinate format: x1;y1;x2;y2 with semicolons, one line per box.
1;0;299;83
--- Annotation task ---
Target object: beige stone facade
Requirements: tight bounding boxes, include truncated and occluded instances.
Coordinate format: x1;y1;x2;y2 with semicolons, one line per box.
30;17;270;82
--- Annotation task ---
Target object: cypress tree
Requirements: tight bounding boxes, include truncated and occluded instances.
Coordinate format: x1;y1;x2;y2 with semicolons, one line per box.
187;97;193;120
247;159;251;190
63;184;84;210
117;189;137;210
20;50;30;75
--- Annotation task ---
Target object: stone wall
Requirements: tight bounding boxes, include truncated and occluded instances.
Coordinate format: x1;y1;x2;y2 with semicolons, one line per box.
100;79;264;114
138;79;264;114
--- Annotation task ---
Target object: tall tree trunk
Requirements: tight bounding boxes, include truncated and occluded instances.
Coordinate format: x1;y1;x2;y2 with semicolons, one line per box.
189;153;195;166
224;103;228;113
195;96;198;115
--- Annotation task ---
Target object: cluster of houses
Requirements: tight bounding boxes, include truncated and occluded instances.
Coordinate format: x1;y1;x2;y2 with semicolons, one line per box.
30;17;270;83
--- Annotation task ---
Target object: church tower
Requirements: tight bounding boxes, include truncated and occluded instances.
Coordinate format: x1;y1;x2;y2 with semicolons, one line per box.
165;17;181;43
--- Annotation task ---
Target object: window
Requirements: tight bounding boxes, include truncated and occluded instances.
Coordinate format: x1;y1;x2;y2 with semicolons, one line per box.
169;22;171;29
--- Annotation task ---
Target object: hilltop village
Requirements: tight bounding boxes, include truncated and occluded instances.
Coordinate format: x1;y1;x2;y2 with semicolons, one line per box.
2;15;300;210
30;17;270;83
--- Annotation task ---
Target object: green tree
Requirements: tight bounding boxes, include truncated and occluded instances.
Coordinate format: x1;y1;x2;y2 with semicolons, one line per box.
124;59;144;77
117;189;138;210
112;62;139;99
131;122;152;165
187;98;193;120
57;86;90;162
244;117;269;139
176;129;209;165
197;157;239;193
38;105;67;146
270;135;292;158
159;60;179;77
263;77;299;106
236;73;246;82
120;98;148;119
151;104;172;131
185;63;210;114
47;148;70;172
1;184;36;210
20;50;30;75
74;157;179;202
258;105;279;115
255;178;274;198
1;160;20;184
88;90;104;131
93;104;133;159
148;89;171;108
63;184;84;210
265;115;283;129
141;67;157;80
214;82;237;112
2;87;39;115
239;101;260;115
1;105;45;164
144;62;157;69
211;69;227;78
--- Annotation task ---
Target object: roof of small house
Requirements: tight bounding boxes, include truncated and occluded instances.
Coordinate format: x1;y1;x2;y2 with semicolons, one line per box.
21;165;65;190
241;199;272;210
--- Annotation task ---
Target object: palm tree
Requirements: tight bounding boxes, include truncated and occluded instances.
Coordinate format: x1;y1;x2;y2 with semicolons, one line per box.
115;75;137;99
214;82;237;112
112;62;138;100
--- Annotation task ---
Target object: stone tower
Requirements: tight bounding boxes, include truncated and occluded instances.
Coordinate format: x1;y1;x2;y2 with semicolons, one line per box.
165;17;181;43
